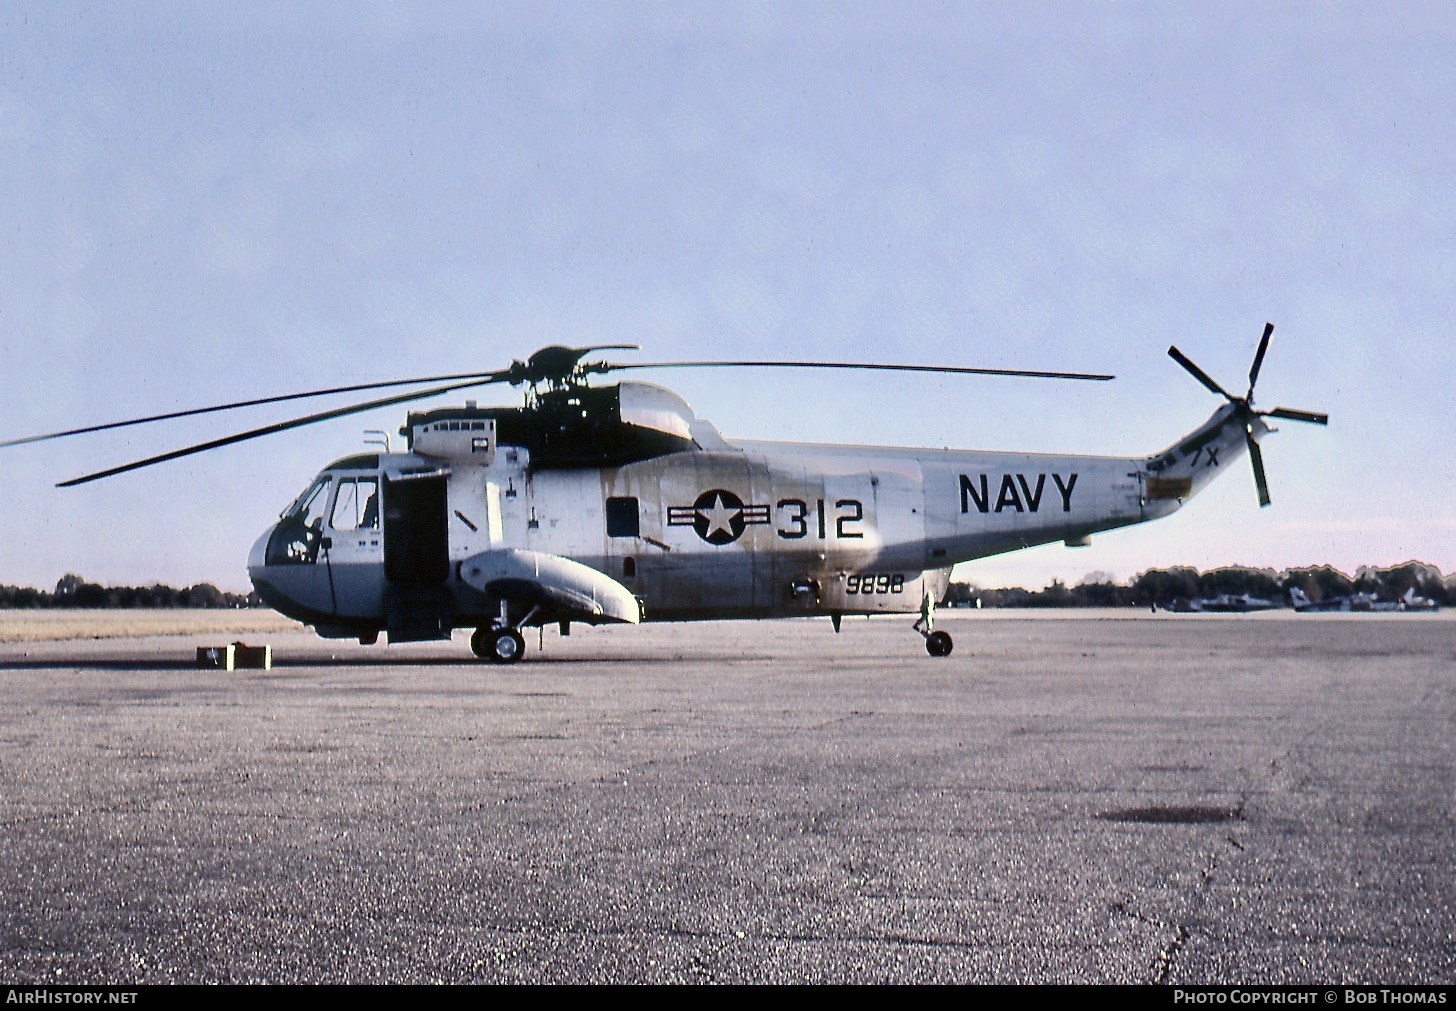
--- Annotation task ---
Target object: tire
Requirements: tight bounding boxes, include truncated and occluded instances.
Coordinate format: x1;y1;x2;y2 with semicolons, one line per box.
472;626;526;664
925;630;954;658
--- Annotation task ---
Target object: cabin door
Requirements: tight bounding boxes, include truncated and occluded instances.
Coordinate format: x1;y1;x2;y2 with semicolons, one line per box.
382;469;452;640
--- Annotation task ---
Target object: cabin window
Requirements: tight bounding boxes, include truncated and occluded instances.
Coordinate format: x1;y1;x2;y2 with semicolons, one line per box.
605;496;640;537
623;557;636;578
330;477;379;531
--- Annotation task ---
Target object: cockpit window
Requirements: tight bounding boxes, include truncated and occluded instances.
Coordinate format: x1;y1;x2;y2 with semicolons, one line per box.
266;476;332;566
294;478;331;523
330;477;379;531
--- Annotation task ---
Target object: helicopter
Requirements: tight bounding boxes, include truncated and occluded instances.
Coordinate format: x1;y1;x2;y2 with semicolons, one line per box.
6;325;1325;662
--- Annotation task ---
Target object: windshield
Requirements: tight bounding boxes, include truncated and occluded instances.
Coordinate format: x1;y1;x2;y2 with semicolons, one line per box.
266;476;332;565
293;477;331;524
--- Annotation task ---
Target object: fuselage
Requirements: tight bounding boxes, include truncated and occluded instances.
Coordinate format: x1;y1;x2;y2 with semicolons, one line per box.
247;382;1258;642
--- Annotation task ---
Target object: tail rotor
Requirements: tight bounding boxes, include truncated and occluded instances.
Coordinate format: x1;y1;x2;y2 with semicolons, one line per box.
1167;323;1328;507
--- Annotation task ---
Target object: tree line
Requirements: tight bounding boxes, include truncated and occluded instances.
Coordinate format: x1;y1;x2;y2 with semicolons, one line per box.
0;573;259;609
947;561;1453;609
0;562;1449;610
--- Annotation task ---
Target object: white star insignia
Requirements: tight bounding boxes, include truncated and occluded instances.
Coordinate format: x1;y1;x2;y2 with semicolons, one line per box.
698;493;741;538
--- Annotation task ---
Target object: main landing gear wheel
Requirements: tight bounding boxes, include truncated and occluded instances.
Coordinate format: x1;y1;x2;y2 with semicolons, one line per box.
925;630;954;657
472;626;526;664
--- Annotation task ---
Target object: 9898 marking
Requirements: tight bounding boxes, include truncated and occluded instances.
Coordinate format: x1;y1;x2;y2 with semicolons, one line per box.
845;573;906;595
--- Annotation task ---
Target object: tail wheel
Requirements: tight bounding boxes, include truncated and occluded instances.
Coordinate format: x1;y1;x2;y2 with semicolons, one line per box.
472;626;526;664
925;630;954;658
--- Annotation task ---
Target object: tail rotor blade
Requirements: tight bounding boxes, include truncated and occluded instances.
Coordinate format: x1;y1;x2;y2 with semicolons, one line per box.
1168;346;1233;399
1247;322;1274;398
1247;429;1271;507
1264;407;1328;425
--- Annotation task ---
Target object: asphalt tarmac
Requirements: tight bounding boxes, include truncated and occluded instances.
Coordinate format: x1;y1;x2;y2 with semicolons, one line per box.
1;611;1452;984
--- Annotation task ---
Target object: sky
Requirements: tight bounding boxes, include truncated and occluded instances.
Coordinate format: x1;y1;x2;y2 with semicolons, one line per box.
2;2;1452;593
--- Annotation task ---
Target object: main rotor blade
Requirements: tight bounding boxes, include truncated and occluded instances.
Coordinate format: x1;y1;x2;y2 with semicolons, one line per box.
595;359;1114;382
1167;346;1233;399
1247;429;1271;508
1247;322;1274;398
1;368;509;450
58;376;502;487
1264;407;1329;425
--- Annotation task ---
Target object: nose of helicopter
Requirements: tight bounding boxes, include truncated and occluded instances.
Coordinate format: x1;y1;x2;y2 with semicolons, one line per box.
246;521;316;622
246;524;271;582
246;523;288;610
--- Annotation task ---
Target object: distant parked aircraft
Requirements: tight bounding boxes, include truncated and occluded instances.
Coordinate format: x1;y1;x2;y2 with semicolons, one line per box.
1163;592;1279;613
1288;587;1440;612
1398;587;1442;611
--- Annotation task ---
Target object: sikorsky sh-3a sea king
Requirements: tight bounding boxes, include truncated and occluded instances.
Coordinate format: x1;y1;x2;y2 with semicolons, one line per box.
9;324;1325;662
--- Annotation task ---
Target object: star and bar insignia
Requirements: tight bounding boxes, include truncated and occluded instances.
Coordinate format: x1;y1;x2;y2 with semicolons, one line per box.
667;489;770;545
